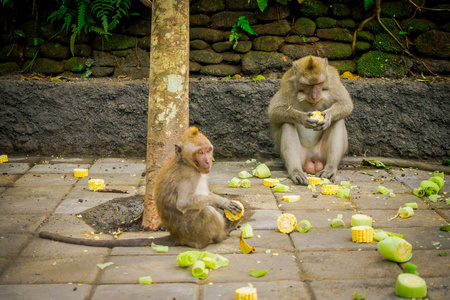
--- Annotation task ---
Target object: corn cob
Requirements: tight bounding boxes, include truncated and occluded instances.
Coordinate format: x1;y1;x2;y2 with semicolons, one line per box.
263;178;280;187
307;177;321;185
282;195;300;202
277;213;297;234
351;226;374;243
0;154;8;163
224;200;244;221
321;184;339;195
74;168;89;178
88;179;105;191
235;285;258;300
310;111;325;122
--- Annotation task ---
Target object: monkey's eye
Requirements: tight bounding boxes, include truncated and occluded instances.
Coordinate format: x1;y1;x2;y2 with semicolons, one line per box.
198;150;203;155
206;149;211;153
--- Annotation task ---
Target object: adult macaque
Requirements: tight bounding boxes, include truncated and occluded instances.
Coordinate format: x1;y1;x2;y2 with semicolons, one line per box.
268;55;353;185
40;127;242;248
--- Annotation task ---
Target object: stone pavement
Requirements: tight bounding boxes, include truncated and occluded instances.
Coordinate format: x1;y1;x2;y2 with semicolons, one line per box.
0;157;448;300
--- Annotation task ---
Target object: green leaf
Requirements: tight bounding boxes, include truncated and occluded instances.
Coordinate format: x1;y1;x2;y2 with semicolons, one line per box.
81;69;92;78
361;159;391;169
364;0;374;11
13;30;25;37
72;65;83;72
443;159;450;166
249;269;267;278
257;0;269;12
354;292;367;300
399;31;407;35
33;38;39;46
253;75;265;83
276;0;288;5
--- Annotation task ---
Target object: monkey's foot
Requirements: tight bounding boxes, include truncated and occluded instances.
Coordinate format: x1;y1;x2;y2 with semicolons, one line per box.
318;167;337;182
290;170;309;185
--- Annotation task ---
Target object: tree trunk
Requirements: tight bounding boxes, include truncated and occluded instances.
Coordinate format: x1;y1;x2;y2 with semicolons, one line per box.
142;0;190;230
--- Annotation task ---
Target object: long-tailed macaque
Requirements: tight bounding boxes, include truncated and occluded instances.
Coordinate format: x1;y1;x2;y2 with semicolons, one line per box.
40;127;242;248
268;55;353;185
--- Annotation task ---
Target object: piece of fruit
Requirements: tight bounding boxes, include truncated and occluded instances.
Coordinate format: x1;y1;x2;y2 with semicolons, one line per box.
239;232;255;254
351;226;374;243
321;184;339;195
235;285;258;300
310;110;324;122
88;179;105;191
0;154;8;163
224;200;244;221
282;195;300;202
307;177;321;185
277;213;297;234
378;236;412;262
395;274;427;298
74;168;88;178
263;178;280;187
351;214;373;227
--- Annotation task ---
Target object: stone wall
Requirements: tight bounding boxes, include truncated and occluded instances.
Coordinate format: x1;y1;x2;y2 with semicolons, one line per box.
0;79;448;159
0;0;449;78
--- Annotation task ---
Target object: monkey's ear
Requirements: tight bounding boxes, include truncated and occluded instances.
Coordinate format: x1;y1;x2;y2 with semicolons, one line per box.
292;61;297;76
323;58;328;65
175;143;183;158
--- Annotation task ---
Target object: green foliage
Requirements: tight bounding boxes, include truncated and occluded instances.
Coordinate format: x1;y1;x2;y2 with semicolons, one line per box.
364;0;374;11
229;16;257;49
256;0;292;12
48;0;137;56
253;75;265;83
0;0;13;7
82;58;95;78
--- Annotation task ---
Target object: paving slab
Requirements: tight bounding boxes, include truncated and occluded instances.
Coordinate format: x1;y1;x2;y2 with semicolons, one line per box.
0;187;5;194
28;163;91;174
399;250;450;277
376;227;450;250
0;163;31;174
392;168;450;194
202;280;312;300
291;228;377;251
0;257;11;275
275;192;354;211
0;174;22;186
98;255;198;284
0;186;72;214
88;158;145;175
0;214;47;234
0;284;92;300
206;253;301;283
91;283;199;300
20;237;109;258
0;234;32;257
436;208;450;222
38;213;98;234
76;173;144;187
211;183;274;196
0;254;103;284
350;192;429;210
13;173;79;186
246;210;283;230
298;250;401;281
48;157;96;164
287;210;357;229
361;209;446;228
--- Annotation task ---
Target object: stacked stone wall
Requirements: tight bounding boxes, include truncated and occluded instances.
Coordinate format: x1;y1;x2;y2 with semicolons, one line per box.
0;0;449;78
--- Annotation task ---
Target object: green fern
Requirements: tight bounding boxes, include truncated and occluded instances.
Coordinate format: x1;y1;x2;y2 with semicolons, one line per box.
48;0;136;56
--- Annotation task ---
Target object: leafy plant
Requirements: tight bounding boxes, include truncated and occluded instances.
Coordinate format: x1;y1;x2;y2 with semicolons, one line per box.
229;16;257;49
296;34;307;43
82;58;94;78
255;0;302;12
0;0;13;7
253;75;265;83
48;0;137;56
364;0;374;11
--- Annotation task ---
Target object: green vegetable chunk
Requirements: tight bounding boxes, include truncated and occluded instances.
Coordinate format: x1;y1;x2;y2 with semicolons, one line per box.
239;171;253;179
395;274;427;298
192;260;209;279
249;269;267;278
240;223;254;238
297;220;312;233
139;276;153;284
378;237;412;262
252;163;271;178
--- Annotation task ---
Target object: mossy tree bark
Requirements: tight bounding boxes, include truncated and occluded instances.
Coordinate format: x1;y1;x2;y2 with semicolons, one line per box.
143;0;189;230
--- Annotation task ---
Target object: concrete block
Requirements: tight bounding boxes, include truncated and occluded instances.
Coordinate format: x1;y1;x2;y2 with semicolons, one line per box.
92;283;198;300
0;163;31;174
13;173;78;186
0;214;46;234
0;284;92;300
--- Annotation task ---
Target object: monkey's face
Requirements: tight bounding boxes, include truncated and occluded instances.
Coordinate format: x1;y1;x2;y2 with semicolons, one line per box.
192;145;214;174
302;82;324;106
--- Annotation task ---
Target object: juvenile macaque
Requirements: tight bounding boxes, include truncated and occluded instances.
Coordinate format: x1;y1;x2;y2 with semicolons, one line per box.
154;126;242;248
268;55;353;185
40;127;242;249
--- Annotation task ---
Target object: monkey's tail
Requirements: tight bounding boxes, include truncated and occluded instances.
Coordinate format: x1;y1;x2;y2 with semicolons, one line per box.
39;231;175;248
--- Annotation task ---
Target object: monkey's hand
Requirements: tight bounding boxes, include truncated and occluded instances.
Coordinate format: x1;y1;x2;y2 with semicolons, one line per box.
304;112;319;129
223;200;243;213
313;111;332;131
290;170;309;186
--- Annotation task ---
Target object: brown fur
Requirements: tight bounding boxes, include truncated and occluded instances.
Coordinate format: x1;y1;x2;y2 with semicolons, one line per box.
268;56;353;185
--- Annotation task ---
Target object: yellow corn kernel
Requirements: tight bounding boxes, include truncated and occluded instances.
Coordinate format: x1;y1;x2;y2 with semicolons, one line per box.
310;111;324;122
235;285;258;300
224;200;244;221
351;226;374;243
307;177;321;185
0;155;8;163
282;195;300;202
88;179;105;191
74;168;89;178
277;213;297;234
321;184;339;195
263;178;280;187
